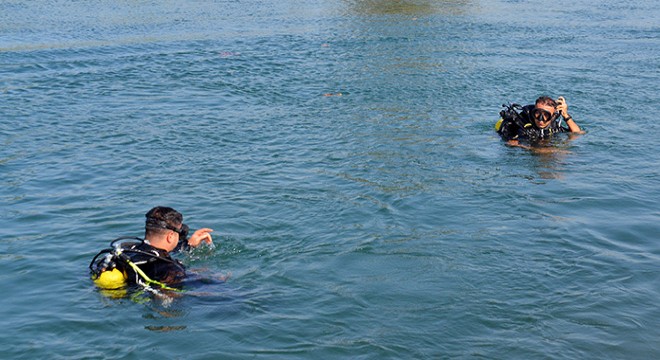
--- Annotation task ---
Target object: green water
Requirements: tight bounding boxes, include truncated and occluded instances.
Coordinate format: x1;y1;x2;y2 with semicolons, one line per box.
1;0;659;358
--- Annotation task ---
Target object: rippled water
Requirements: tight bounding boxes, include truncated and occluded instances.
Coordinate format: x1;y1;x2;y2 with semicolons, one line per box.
1;0;659;358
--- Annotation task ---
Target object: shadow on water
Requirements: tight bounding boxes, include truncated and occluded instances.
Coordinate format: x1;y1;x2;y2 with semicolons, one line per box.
342;0;472;15
94;276;247;333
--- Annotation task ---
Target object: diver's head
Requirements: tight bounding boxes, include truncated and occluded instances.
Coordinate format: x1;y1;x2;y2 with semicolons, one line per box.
145;206;188;251
531;96;559;129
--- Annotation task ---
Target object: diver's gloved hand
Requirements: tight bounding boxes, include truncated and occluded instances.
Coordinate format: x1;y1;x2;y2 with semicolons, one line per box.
188;228;214;247
556;96;570;119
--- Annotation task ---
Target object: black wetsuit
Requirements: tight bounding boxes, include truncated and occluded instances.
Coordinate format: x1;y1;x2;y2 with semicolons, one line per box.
118;241;187;286
498;104;568;142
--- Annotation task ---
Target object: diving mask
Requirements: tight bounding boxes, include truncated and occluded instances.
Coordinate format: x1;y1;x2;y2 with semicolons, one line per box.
531;107;559;125
146;217;189;240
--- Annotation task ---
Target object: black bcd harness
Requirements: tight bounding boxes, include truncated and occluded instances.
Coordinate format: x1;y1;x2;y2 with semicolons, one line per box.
89;237;185;291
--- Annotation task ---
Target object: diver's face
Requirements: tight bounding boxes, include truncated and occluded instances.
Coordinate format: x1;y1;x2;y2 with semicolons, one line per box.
532;103;556;129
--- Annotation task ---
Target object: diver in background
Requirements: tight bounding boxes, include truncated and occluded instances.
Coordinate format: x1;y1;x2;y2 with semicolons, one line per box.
497;96;582;149
90;206;213;289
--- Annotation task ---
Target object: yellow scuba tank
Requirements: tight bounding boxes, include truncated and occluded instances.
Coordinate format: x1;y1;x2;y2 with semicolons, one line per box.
495;118;503;132
92;268;127;289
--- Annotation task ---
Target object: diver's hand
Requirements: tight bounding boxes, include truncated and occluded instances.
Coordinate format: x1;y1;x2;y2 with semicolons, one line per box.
188;228;214;247
557;96;582;132
556;96;570;118
507;139;532;150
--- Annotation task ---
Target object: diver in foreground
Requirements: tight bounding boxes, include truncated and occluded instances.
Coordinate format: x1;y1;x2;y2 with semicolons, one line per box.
496;96;583;149
90;206;213;292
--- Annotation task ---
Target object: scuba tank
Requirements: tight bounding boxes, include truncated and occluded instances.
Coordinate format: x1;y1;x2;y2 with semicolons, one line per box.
89;237;140;289
92;259;127;289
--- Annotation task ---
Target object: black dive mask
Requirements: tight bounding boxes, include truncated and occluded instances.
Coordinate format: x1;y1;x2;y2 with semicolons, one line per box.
177;223;190;240
530;107;559;127
146;217;189;240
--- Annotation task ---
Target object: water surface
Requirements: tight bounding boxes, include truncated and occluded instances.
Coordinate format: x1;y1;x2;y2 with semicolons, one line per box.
1;0;659;358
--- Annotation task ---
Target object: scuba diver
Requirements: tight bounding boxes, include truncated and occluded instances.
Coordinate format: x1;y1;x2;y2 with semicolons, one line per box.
496;96;583;149
90;206;213;292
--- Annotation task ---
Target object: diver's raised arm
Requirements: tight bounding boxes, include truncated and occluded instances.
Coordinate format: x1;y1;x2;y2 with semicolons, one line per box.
557;96;583;133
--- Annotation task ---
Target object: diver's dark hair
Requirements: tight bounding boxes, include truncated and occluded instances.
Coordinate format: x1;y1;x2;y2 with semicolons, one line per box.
535;96;557;108
144;206;183;237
